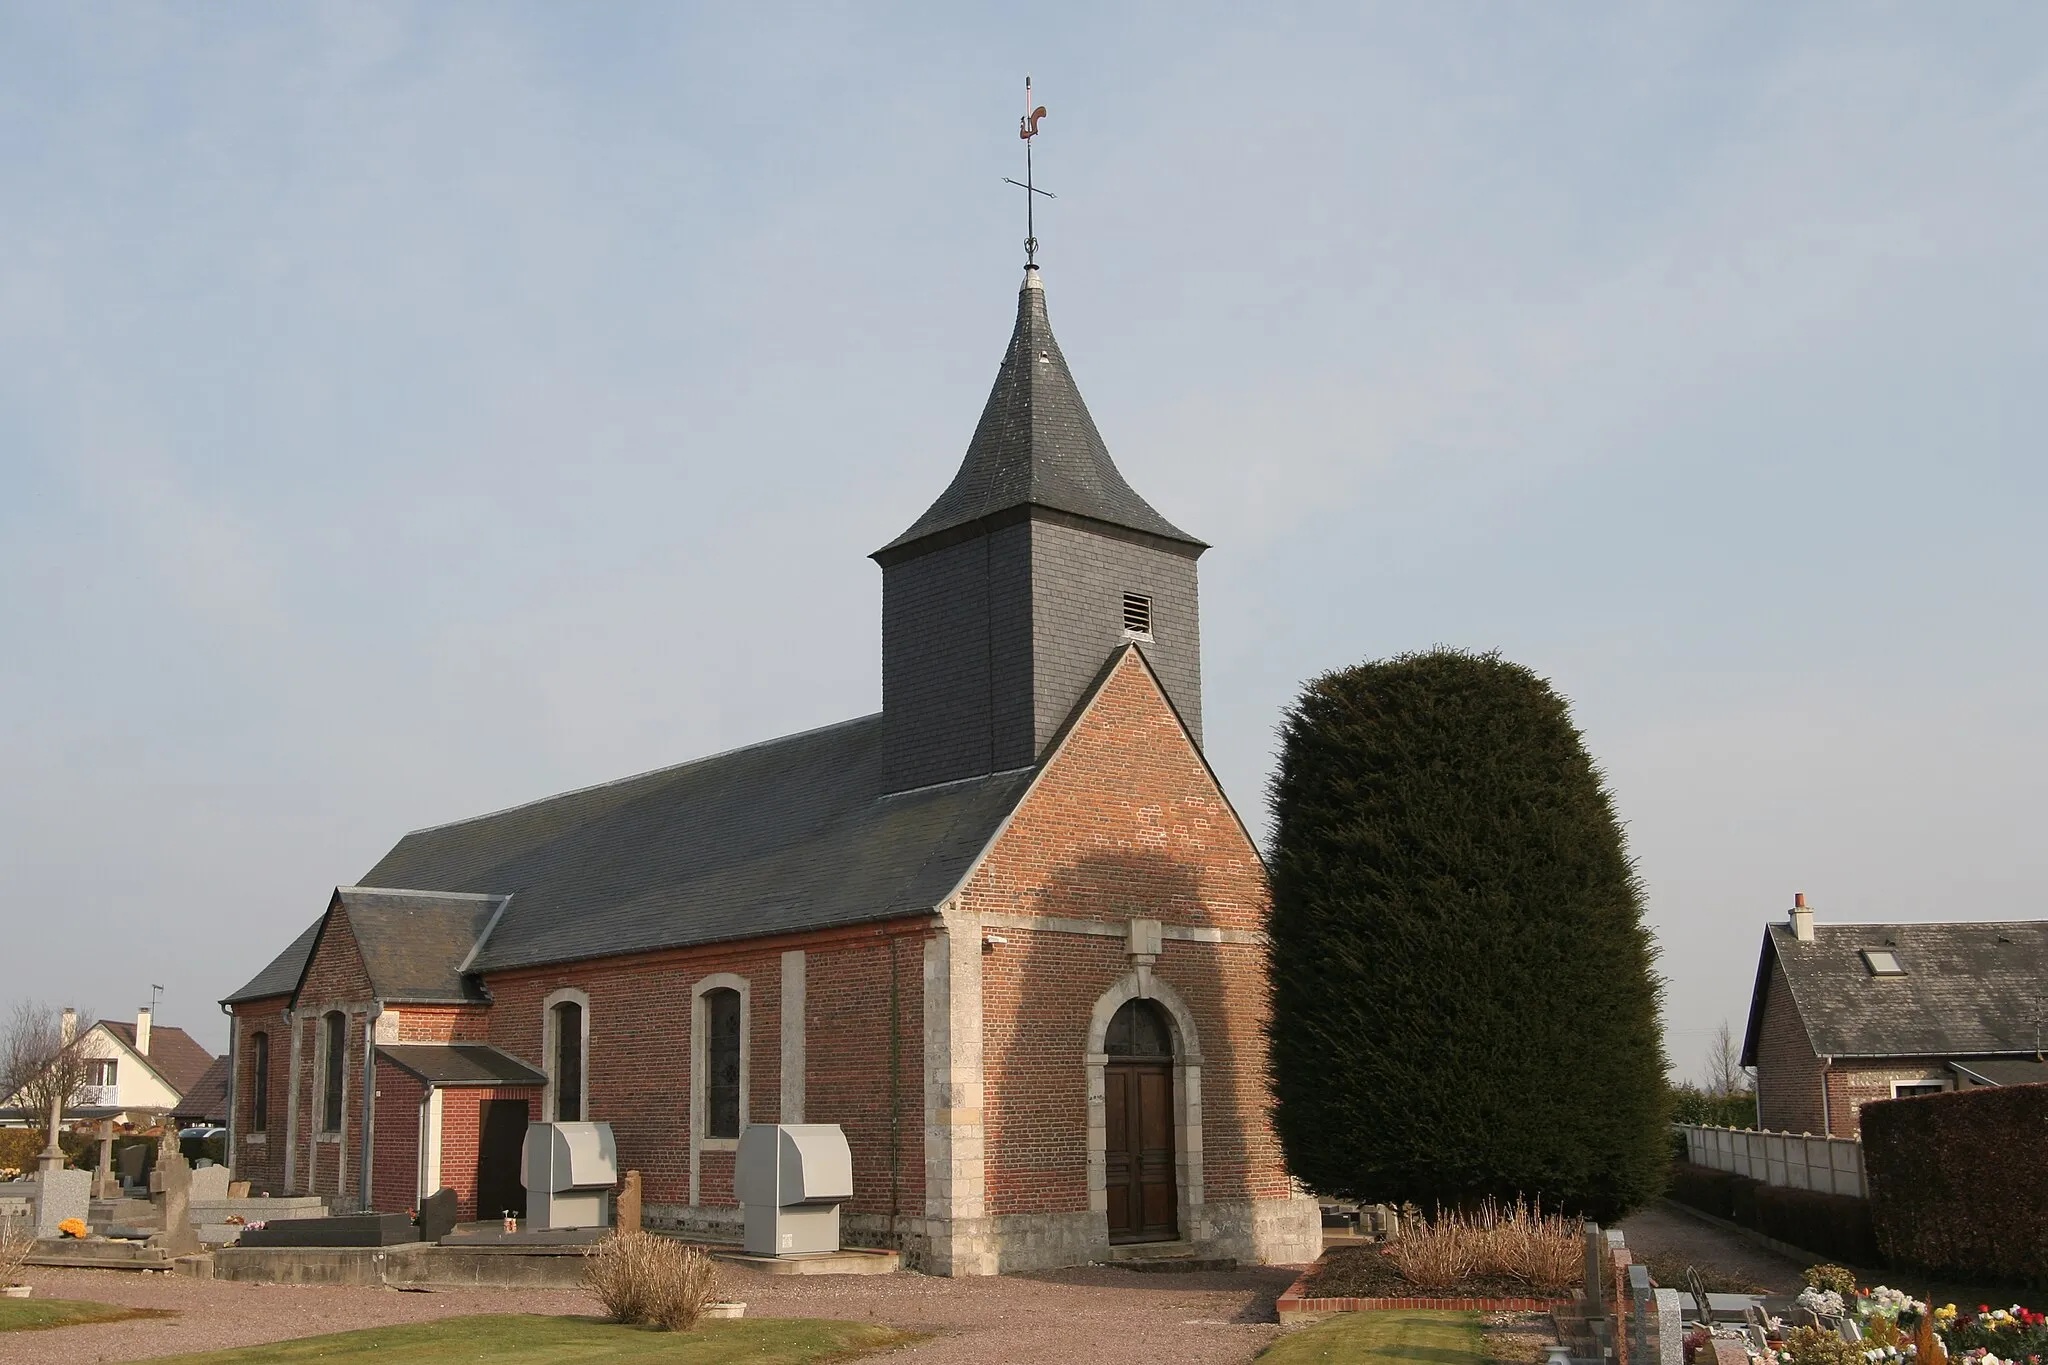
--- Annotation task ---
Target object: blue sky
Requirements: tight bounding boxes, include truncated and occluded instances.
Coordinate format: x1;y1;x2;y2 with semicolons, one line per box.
2;5;2043;1072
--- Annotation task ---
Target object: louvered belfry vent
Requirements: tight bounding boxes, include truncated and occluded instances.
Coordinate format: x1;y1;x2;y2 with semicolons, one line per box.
1122;593;1153;638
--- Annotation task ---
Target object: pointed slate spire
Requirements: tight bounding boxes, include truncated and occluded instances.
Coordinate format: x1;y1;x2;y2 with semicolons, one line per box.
877;267;1205;558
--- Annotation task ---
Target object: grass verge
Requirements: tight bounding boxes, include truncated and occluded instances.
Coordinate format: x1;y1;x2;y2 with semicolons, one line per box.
0;1296;174;1332
134;1312;923;1363
1261;1308;1486;1365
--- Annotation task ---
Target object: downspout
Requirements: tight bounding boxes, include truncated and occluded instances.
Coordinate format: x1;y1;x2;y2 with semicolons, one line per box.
219;1000;237;1173
360;1006;379;1211
1819;1056;1833;1136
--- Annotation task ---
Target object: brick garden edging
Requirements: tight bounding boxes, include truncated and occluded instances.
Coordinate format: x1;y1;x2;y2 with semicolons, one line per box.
1275;1269;1573;1324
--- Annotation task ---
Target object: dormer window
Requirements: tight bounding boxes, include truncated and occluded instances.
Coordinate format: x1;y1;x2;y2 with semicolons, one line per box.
1122;593;1153;640
1861;949;1905;976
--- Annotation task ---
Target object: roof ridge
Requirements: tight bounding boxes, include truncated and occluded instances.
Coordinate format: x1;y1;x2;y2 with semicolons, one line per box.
393;713;882;840
1774;919;2047;931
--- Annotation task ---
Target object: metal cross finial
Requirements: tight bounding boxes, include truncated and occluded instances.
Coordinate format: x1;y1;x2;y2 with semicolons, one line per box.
1005;75;1054;266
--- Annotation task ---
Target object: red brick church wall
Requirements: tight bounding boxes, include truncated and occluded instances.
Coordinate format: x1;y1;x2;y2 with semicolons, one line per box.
230;996;292;1194
967;649;1293;1217
476;922;925;1221
370;1069;422;1213
288;906;376;1204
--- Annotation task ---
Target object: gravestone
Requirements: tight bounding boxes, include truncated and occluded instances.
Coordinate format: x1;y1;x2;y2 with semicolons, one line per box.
118;1143;149;1189
32;1168;91;1239
152;1149;200;1256
188;1165;232;1205
617;1170;642;1236
418;1187;459;1243
1584;1224;1608;1314
1654;1288;1684;1365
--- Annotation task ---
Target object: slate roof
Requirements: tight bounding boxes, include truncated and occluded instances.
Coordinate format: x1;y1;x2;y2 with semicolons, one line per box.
224;917;323;1004
877;268;1204;558
1951;1058;2048;1087
377;1044;548;1087
102;1021;218;1097
172;1056;231;1121
356;714;1036;974
330;888;503;1004
1742;920;2048;1062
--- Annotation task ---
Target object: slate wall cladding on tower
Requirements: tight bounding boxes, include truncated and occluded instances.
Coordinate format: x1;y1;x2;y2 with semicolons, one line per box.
964;650;1290;1216
1029;516;1201;749
1754;955;1829;1134
881;520;1034;792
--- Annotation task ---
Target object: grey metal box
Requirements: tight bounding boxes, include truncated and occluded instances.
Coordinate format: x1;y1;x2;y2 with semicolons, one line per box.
736;1124;853;1256
522;1121;618;1230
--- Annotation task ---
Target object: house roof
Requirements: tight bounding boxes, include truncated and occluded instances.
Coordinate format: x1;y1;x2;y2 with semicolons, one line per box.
223;917;323;1005
1742;920;2048;1063
1951;1057;2048;1087
172;1056;231;1121
326;888;503;1004
101;1020;218;1096
354;712;1036;974
376;1044;548;1087
875;268;1204;560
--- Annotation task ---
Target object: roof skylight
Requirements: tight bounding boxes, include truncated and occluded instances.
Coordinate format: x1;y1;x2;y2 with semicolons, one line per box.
1861;949;1905;977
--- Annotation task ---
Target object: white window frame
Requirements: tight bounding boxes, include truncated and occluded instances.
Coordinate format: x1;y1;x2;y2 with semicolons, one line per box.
541;987;592;1124
1890;1079;1947;1099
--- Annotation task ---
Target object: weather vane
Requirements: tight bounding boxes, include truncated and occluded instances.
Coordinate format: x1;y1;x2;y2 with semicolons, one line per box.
1004;75;1054;266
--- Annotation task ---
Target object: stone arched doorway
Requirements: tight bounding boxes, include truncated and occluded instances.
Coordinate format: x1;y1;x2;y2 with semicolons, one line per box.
1103;997;1178;1243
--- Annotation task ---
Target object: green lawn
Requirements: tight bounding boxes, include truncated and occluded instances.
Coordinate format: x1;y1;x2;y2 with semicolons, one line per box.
134;1313;922;1364
1261;1309;1487;1365
0;1296;172;1332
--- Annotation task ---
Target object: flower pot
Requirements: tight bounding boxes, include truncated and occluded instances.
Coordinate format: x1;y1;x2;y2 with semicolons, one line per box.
1;1285;31;1299
703;1302;746;1320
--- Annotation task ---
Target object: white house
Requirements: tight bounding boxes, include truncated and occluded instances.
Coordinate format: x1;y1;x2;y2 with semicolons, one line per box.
2;1008;218;1128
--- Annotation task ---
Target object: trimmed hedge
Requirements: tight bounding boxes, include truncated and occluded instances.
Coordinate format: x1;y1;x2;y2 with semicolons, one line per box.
1665;1161;1877;1265
1863;1083;2048;1288
1753;1185;1878;1266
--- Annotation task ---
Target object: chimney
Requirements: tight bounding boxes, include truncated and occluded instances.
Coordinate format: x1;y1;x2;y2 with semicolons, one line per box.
135;1007;151;1056
60;1008;77;1045
1789;892;1815;943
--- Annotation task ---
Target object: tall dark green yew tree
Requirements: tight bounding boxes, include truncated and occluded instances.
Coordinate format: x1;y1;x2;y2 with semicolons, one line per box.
1266;649;1670;1221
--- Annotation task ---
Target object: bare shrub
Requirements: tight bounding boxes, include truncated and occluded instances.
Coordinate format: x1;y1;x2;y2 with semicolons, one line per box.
1;1220;35;1288
1386;1199;1583;1293
585;1231;718;1331
1476;1197;1583;1291
1386;1211;1477;1289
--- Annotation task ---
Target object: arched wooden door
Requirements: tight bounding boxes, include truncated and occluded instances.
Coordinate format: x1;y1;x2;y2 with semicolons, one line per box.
1104;998;1177;1243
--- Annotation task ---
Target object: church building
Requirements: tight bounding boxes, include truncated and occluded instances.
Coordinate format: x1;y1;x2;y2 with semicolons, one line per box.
221;264;1319;1274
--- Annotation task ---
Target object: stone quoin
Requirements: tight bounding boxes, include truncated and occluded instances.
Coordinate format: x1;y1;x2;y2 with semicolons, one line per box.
221;264;1320;1274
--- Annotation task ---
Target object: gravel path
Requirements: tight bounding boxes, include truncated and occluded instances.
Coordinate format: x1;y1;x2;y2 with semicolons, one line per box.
7;1260;1305;1364
1619;1200;1808;1293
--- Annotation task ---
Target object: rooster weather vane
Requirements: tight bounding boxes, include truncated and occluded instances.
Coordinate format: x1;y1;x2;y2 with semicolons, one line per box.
1004;76;1054;266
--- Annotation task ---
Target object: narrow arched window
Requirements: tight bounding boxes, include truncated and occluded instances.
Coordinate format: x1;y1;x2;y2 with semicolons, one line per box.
250;1031;270;1132
552;1001;584;1122
1104;998;1174;1059
320;1011;347;1132
703;988;741;1139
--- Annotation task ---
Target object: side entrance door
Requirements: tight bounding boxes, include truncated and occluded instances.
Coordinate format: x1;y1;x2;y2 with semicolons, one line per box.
1104;1060;1177;1242
475;1098;529;1222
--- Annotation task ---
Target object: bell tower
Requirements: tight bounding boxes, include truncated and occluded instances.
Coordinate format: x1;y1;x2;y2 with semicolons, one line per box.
874;267;1206;793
